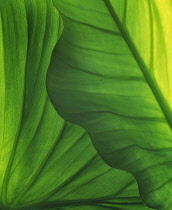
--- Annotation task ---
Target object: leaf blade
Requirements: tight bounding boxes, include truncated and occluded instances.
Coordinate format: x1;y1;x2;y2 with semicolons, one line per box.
0;0;146;209
48;0;172;209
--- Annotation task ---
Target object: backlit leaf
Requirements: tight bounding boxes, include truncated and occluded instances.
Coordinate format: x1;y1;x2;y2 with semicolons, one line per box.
0;0;148;209
47;0;172;209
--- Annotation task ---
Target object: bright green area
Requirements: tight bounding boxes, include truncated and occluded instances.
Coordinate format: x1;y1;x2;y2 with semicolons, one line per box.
0;0;150;210
47;0;172;209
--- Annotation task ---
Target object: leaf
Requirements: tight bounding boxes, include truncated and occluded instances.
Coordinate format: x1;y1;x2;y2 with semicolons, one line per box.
47;0;172;209
0;0;149;209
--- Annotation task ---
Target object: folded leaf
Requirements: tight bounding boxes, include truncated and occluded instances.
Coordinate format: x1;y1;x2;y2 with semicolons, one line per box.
0;0;148;209
47;0;172;209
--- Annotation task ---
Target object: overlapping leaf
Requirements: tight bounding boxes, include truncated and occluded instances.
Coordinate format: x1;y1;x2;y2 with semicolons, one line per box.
0;0;149;209
47;0;172;209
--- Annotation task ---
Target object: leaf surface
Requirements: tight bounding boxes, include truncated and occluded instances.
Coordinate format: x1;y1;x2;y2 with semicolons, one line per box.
47;0;172;209
0;0;148;209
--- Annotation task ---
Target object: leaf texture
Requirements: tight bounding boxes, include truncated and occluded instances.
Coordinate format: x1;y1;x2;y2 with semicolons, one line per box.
0;0;148;209
47;0;172;209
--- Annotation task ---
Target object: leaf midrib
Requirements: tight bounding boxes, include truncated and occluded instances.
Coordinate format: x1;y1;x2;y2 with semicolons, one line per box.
103;0;172;130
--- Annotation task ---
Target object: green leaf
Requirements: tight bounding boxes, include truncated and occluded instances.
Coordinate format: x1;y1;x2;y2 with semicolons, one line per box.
0;0;149;209
47;0;172;209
